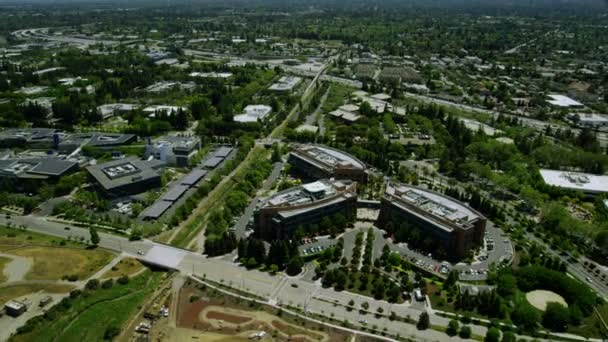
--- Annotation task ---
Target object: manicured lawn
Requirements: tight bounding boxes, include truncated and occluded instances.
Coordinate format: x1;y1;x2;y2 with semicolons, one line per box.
10;246;115;281
322;84;357;113
0;225;82;251
11;270;165;342
568;301;608;339
0;283;74;306
101;257;144;279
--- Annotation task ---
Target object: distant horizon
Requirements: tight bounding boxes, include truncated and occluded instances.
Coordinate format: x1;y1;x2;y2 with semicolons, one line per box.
0;0;605;10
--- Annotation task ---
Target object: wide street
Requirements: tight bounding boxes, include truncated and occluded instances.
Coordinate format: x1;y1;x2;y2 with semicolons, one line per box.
0;214;486;341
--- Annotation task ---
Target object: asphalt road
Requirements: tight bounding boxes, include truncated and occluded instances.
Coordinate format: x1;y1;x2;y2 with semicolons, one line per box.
233;161;284;239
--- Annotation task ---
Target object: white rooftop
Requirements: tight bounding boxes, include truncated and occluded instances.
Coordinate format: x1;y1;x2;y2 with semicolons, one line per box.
547;94;583;108
302;181;328;193
540;169;608;194
234;105;272;123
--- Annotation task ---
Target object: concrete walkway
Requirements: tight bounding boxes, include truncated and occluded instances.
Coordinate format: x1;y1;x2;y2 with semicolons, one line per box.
0;252;33;283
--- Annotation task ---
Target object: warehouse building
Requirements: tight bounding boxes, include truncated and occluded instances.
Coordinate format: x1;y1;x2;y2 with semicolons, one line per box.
288;144;368;183
377;183;486;259
87;157;165;197
254;179;357;240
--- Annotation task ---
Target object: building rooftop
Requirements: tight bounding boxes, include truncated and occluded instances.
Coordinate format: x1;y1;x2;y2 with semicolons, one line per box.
234;105;272;123
547;94;584;108
0;128;135;148
573;113;608;124
203;156;224;169
87;157;164;191
539;169;608;194
189;72;233;78
181;169;207;186
269;76;302;91
214;146;233;158
141;200;172;219
161;184;190;202
0;157;77;178
149;135;200;152
262;179;348;208
385;183;483;232
292;144;366;171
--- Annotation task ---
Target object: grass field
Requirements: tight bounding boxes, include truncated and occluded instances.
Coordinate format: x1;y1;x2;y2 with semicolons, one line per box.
10;246;114;281
0;283;74;306
321;84;357;113
0;256;9;283
0;225;82;251
101;257;144;279
568;302;608;339
11;270;165;342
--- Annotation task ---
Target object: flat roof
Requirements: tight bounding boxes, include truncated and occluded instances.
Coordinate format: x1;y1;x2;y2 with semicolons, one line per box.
203;156;224;169
29;158;77;176
264;179;340;208
539;169;608;193
385;183;482;230
141;200;173;219
181;169;207;186
214;146;233;158
87;157;163;191
547;94;583;107
161;184;190;202
292;144;366;171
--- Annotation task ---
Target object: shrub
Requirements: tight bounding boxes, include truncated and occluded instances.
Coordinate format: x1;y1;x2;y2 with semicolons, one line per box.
117;275;129;285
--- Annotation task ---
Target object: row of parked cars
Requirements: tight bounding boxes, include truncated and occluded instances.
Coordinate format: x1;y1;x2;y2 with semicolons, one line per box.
303;245;325;255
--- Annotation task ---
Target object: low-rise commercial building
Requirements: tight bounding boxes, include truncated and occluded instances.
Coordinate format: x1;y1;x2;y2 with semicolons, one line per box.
0;157;78;179
145;135;201;167
254;179;357;240
377;183;486;259
568;113;608;129
539;169;608;195
288;144;368;183
97;103;138;119
269;76;302;93
87;157;165;197
233;105;272;123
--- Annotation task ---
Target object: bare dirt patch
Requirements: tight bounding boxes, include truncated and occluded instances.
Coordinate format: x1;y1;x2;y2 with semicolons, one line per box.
173;279;348;342
207;310;253;324
526;290;568;311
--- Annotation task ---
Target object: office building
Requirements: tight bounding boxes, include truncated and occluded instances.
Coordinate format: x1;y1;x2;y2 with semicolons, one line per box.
254;179;357;240
233;105;272;123
288;144;368;183
145;135;201;167
87;157;165;197
377;183;486;259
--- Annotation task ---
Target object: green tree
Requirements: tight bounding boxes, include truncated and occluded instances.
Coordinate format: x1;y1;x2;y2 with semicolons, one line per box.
286;257;303;276
543;302;570;332
485;327;500;342
459;325;472;339
416;312;430;330
89;227;100;246
447;319;459;336
501;331;516;342
511;303;540;331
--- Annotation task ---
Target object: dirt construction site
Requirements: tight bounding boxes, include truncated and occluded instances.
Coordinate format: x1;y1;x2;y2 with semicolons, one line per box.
140;276;357;342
